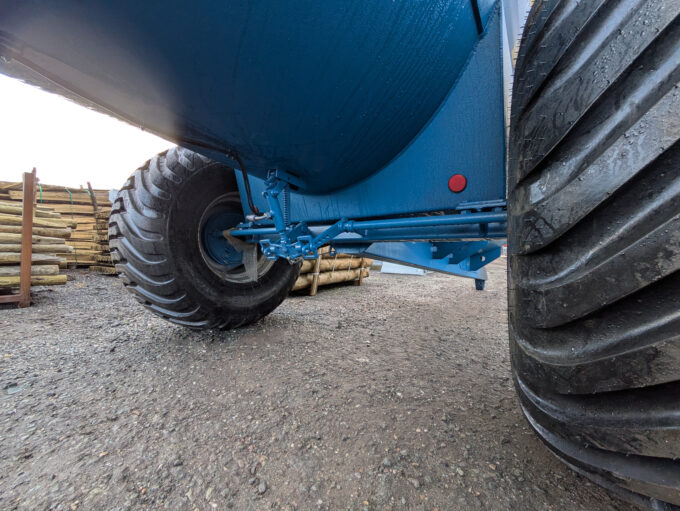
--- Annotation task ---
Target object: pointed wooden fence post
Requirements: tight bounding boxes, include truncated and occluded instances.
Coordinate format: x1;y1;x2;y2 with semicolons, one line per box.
0;169;35;307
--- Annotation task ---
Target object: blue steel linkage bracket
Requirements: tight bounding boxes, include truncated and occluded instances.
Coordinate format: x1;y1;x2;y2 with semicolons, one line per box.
250;169;319;260
232;172;507;276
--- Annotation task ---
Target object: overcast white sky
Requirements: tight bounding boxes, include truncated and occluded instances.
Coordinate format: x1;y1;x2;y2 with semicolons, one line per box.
0;74;172;190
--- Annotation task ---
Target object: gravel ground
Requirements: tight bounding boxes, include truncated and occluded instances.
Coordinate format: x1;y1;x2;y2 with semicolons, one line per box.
0;260;638;511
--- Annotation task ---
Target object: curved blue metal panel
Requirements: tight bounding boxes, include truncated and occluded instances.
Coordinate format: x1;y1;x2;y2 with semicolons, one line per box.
238;6;505;222
0;0;490;193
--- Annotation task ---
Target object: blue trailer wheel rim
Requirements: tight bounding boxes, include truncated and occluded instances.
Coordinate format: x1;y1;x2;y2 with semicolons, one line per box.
201;210;244;268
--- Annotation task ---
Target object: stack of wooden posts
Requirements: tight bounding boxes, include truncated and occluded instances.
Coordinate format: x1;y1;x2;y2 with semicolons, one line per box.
0;180;111;268
90;209;118;275
0;173;70;299
293;250;373;295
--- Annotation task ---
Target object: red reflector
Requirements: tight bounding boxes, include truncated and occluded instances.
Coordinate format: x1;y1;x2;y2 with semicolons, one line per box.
448;174;467;193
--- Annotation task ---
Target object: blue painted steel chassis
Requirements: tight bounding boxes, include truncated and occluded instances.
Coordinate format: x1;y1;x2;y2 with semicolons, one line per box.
230;5;507;284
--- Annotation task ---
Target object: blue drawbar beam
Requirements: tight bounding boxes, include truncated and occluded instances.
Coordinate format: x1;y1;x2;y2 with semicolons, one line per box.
231;210;506;238
344;211;506;231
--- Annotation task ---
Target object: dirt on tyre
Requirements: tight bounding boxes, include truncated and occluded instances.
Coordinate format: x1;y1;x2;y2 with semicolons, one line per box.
508;1;680;509
109;147;300;329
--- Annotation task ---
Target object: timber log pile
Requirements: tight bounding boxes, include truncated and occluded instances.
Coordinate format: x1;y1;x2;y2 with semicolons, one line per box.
89;210;118;275
0;181;111;267
293;252;373;295
0;200;71;290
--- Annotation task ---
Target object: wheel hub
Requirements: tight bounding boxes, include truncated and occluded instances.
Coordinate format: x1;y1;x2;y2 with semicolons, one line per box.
201;210;245;268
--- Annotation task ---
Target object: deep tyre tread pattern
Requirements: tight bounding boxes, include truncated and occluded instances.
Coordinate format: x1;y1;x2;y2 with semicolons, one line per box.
509;1;680;508
109;147;300;330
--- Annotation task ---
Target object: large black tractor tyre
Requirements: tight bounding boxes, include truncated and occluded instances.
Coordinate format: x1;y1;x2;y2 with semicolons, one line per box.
109;147;300;329
508;0;680;508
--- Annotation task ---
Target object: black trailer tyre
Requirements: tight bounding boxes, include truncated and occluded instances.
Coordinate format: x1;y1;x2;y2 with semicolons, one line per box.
109;147;300;329
508;0;680;508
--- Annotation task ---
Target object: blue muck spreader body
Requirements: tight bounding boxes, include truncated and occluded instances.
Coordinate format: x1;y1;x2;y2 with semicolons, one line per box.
2;1;679;507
